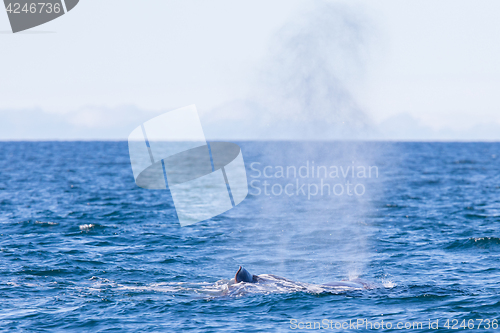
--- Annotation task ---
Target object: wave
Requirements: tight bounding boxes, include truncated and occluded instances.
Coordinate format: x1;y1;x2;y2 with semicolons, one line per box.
463;213;488;219
78;223;108;232
453;159;477;164
445;237;500;250
34;221;59;226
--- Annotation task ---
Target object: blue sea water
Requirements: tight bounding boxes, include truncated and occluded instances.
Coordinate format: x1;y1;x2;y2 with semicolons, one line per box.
0;141;499;332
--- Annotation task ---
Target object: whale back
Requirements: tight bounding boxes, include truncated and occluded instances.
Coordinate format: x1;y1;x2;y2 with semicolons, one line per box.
235;266;257;283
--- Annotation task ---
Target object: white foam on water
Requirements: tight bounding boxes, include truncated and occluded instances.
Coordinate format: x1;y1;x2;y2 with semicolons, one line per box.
382;280;397;289
71;275;392;299
79;224;95;231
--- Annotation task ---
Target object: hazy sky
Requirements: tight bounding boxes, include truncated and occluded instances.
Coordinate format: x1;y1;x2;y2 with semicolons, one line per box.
1;0;500;140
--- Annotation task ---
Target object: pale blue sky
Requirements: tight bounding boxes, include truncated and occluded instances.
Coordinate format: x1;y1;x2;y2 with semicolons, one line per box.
1;0;500;140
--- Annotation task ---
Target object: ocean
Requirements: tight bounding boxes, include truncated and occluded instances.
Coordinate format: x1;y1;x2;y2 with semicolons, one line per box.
0;141;499;332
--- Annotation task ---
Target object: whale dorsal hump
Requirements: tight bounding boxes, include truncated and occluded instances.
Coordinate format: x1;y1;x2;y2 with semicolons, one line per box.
235;266;257;283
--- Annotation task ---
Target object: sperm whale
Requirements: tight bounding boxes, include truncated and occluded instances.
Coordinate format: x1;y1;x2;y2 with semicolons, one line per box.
235;266;373;289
